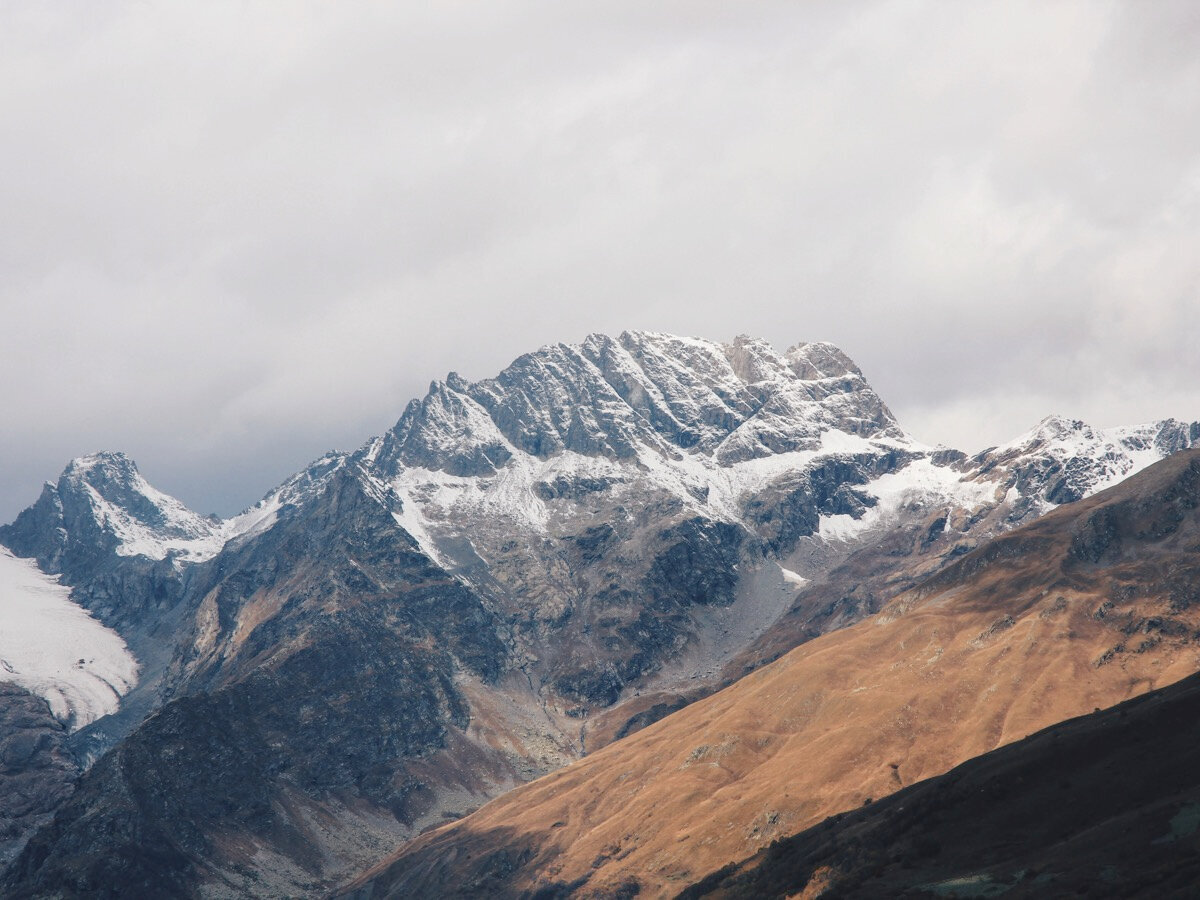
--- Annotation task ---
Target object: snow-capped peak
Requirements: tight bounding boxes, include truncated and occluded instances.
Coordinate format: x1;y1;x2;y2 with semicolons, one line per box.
376;332;903;478
784;341;864;380
993;414;1092;451
971;415;1200;507
54;452;225;562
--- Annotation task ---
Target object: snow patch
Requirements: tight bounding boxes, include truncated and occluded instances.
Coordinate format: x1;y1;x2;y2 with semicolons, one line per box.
0;548;138;730
779;566;809;587
818;457;997;542
78;480;225;563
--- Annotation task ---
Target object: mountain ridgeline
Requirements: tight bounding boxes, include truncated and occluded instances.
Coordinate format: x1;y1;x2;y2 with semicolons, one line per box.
0;331;1197;898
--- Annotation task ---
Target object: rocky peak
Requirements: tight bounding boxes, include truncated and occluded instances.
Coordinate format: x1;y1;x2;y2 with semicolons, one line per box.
59;452;214;543
62;450;137;480
721;334;787;385
375;382;515;478
0;452;223;574
969;415;1200;509
1008;414;1092;449
784;341;864;380
374;331;903;476
1143;417;1200;456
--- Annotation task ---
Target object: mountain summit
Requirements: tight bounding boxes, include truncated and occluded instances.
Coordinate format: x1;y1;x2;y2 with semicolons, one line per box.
378;332;902;476
1;451;224;573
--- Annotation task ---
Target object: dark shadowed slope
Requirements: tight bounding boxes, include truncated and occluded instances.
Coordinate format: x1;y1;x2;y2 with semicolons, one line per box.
2;466;511;899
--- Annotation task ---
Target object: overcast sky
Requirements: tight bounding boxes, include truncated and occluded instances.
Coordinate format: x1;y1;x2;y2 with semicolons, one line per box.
2;0;1198;520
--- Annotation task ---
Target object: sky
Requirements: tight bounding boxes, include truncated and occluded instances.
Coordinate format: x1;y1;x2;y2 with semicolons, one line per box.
2;0;1198;521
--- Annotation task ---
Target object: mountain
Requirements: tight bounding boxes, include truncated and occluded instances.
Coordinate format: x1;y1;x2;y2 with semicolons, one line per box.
1;451;225;572
968;413;1200;513
0;452;219;754
0;332;1196;897
0;685;77;876
343;448;1200;898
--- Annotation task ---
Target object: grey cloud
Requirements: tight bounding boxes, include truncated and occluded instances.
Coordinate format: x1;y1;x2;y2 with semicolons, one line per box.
1;0;1198;519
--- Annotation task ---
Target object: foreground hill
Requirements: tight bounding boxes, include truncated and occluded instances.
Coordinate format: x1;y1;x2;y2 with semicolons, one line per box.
684;668;1200;898
345;448;1200;898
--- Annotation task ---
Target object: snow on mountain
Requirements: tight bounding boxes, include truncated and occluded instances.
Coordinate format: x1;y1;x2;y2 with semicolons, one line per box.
15;337;1197;581
816;455;999;542
38;334;1179;586
0;548;138;730
355;333;1199;579
3;331;1199;899
6;450;357;571
52;452;226;563
376;332;902;475
370;332;927;556
968;415;1200;513
4;336;1195;721
219;451;350;545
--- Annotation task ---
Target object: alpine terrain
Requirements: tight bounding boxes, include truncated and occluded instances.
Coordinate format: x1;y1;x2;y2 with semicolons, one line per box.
0;332;1196;898
346;447;1200;898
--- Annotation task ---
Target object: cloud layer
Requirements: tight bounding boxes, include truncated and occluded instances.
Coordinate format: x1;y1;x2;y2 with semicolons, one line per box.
2;1;1198;519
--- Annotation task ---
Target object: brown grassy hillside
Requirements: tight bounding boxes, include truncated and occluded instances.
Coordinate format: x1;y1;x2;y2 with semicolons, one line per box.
682;667;1200;899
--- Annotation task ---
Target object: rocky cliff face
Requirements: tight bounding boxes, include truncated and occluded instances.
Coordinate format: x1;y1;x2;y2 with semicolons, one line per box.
0;686;77;872
1;332;1196;898
377;334;902;475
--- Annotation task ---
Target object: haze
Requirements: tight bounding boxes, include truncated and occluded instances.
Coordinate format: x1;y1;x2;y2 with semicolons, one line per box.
2;1;1198;520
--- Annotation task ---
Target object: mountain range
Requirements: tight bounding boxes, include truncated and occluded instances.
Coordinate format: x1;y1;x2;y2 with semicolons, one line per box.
0;331;1197;898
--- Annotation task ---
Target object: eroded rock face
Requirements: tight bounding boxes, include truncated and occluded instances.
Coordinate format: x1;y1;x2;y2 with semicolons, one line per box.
0;686;78;871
